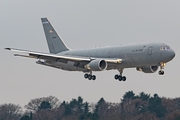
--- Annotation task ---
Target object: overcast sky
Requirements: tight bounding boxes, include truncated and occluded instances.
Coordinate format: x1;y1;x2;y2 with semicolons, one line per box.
1;0;179;107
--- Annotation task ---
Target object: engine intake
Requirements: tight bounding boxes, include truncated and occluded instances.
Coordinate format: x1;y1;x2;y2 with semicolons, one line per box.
136;66;158;73
85;59;107;71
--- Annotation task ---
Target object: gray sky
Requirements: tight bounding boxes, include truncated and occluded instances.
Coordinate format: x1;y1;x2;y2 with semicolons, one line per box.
1;0;179;107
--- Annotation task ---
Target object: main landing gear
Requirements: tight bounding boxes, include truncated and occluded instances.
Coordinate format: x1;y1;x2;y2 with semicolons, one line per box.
114;69;126;81
84;72;96;80
158;62;165;75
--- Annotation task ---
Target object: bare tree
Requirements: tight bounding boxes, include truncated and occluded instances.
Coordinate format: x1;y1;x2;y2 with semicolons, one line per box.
25;96;60;112
0;103;22;120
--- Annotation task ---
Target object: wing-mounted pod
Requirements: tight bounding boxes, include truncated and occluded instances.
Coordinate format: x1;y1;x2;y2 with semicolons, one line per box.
136;66;158;73
84;59;107;71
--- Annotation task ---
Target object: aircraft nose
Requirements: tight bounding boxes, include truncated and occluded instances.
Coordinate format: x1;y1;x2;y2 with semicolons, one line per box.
168;49;175;61
170;49;175;59
163;48;175;62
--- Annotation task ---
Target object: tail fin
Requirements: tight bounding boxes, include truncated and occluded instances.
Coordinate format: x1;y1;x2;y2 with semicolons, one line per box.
41;18;69;54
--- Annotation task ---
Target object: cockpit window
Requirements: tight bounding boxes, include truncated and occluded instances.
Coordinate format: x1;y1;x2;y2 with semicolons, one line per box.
160;46;170;51
166;46;170;49
160;47;165;51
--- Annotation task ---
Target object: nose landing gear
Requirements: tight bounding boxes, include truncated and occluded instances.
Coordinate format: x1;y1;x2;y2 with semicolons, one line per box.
158;70;164;75
114;69;126;81
158;62;166;75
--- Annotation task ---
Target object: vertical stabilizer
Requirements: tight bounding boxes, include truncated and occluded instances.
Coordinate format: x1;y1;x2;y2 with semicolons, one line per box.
41;18;69;53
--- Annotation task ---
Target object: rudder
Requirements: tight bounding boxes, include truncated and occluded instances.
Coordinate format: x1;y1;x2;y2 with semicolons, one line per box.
41;18;69;53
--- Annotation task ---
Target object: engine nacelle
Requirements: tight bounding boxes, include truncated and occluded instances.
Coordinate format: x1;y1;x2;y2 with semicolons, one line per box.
136;66;158;73
85;59;107;71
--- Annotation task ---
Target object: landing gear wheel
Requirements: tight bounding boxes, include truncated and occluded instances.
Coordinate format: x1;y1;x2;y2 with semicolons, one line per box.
84;74;89;79
92;75;96;80
118;76;122;81
158;70;164;75
114;69;127;81
114;75;127;81
84;73;96;80
159;62;166;75
122;76;126;81
88;75;92;80
114;74;119;80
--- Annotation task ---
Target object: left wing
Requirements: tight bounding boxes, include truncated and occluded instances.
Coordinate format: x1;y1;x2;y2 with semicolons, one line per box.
5;48;122;64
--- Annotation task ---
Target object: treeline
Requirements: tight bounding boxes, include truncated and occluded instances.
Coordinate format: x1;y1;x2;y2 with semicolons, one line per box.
0;91;180;120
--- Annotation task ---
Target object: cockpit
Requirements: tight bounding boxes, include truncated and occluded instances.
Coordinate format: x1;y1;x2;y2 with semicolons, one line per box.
159;43;175;63
160;46;171;51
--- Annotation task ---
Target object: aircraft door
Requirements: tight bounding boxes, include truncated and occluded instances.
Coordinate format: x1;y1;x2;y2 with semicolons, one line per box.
148;47;153;55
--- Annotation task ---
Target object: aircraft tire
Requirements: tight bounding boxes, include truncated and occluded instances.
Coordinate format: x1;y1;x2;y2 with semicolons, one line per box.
114;75;119;80
122;76;126;81
84;74;89;79
158;70;164;75
118;76;122;81
92;75;96;80
88;75;92;80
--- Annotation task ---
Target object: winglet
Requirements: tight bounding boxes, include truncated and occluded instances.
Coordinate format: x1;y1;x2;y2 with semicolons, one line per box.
5;48;11;50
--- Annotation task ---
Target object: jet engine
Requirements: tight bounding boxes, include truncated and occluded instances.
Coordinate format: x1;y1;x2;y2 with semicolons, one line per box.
84;59;107;71
136;66;158;73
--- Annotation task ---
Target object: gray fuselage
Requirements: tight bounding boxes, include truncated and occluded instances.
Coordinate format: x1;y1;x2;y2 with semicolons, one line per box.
54;43;175;71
